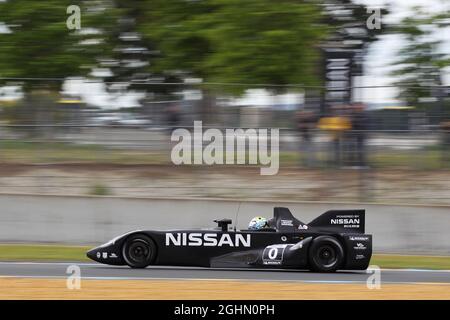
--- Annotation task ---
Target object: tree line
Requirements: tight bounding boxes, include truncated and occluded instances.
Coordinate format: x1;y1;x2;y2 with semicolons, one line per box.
0;0;448;105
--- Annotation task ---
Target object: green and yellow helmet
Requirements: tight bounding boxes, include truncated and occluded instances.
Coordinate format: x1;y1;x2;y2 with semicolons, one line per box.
248;216;268;230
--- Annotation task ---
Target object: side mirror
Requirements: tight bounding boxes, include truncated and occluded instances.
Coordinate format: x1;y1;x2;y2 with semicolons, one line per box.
214;219;232;232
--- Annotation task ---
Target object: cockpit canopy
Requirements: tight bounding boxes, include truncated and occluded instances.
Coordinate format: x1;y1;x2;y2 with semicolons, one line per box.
215;207;308;232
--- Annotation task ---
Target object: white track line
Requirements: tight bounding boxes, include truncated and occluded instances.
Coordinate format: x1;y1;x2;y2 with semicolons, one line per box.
0;261;98;266
1;261;450;273
380;268;450;273
1;275;450;286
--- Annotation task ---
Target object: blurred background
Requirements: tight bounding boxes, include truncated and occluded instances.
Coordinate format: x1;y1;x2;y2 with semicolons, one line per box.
0;0;449;205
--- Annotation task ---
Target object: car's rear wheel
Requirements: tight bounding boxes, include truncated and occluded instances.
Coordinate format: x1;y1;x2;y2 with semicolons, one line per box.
308;236;344;272
122;234;157;268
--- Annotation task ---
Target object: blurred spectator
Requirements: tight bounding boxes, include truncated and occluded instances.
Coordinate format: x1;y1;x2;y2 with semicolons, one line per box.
350;103;370;168
441;120;450;166
341;104;355;166
317;106;352;167
166;103;181;130
296;109;317;167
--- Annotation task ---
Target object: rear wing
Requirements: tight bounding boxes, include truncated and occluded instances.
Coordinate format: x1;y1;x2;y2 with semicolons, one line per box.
308;209;365;233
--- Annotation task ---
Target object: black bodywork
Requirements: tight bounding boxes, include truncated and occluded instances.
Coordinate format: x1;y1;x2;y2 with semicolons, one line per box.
87;207;372;272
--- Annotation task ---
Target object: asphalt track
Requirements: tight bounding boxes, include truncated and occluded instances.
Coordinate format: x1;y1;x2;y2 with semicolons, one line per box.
0;262;449;284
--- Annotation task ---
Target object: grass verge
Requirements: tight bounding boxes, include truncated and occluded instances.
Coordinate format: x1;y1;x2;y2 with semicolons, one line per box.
0;244;449;270
0;244;91;262
370;254;450;270
0;140;448;169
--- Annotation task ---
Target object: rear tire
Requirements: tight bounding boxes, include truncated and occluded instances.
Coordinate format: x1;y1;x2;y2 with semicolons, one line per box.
122;234;157;268
308;236;344;272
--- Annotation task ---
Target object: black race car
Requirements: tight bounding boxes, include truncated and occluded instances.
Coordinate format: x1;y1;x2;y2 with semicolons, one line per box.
87;207;372;272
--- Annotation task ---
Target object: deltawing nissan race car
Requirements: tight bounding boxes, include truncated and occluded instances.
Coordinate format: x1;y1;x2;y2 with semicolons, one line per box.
87;207;372;272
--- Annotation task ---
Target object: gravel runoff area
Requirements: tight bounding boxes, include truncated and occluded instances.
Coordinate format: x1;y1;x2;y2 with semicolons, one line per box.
0;164;449;205
1;278;449;300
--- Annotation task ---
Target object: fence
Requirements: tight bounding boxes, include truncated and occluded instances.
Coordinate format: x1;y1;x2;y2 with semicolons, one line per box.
0;81;449;204
0;125;448;204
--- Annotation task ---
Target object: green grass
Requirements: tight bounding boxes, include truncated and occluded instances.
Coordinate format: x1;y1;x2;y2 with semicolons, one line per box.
0;140;169;164
0;244;91;262
89;184;112;196
0;244;449;269
279;150;448;169
370;254;450;270
0;139;448;169
369;150;445;170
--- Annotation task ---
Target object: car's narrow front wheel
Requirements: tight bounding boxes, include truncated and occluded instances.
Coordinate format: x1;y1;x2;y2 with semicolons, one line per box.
308;236;344;272
122;234;157;268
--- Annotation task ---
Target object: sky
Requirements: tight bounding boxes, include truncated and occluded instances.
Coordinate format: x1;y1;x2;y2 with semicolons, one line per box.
356;0;450;103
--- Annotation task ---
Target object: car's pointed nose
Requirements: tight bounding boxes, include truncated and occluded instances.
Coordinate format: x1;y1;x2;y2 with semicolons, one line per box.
86;242;124;265
86;247;100;262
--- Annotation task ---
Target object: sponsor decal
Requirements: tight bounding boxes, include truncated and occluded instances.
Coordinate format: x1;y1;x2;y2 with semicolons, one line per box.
331;215;361;228
165;232;251;247
109;253;118;258
102;252;108;259
354;243;367;250
96;252;101;259
280;219;293;226
356;254;366;260
262;244;289;265
330;218;360;225
349;236;369;241
298;224;308;230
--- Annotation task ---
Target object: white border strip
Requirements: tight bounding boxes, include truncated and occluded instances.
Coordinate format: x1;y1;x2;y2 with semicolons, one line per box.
1;275;450;286
1;261;450;272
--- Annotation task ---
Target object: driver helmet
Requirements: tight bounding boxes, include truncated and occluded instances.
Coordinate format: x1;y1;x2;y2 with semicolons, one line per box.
248;216;268;230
